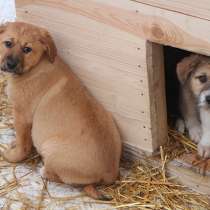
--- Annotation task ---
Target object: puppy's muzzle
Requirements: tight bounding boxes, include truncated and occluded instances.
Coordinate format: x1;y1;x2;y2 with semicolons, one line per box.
199;89;210;107
1;55;21;74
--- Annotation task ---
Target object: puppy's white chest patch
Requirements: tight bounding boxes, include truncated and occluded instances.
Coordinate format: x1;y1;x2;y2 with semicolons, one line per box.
200;108;210;132
198;108;210;158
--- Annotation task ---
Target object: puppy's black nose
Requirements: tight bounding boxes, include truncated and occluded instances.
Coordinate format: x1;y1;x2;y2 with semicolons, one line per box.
205;95;210;104
6;55;19;70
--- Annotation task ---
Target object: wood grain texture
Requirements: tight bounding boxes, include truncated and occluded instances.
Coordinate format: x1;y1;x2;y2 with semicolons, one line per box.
16;0;210;157
96;0;210;56
133;0;210;21
168;158;210;195
146;42;167;149
124;151;210;195
174;153;210;176
13;2;210;193
16;0;165;154
16;0;210;156
16;0;210;55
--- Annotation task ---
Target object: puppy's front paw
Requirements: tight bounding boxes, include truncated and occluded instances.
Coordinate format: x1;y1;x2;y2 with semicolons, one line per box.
198;141;210;159
175;118;185;134
1;143;27;163
189;126;202;143
40;166;47;179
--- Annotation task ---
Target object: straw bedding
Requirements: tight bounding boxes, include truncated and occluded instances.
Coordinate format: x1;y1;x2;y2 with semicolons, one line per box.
0;74;210;210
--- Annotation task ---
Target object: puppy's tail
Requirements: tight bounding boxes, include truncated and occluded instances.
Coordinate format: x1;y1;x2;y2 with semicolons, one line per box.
83;185;112;201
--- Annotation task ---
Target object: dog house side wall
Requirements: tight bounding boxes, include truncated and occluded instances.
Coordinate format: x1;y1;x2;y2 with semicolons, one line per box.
77;0;210;56
16;0;168;156
16;0;210;158
15;0;210;195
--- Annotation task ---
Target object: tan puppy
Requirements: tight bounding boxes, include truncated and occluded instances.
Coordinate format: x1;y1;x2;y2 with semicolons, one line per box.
177;54;210;158
0;22;122;199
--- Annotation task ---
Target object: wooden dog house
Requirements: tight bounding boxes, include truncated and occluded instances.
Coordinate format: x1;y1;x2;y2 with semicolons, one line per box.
16;0;210;194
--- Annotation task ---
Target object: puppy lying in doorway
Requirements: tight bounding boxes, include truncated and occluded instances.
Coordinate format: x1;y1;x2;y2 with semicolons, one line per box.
177;54;210;158
0;22;122;199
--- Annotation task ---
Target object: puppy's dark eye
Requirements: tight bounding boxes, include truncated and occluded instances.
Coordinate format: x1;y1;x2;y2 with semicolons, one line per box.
4;41;13;48
197;75;208;83
23;47;32;54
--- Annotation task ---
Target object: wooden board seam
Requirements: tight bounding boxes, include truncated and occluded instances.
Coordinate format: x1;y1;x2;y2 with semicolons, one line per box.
131;0;210;22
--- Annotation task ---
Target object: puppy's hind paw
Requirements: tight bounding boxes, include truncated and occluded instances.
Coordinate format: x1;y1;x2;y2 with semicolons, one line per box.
83;185;112;201
1;147;27;163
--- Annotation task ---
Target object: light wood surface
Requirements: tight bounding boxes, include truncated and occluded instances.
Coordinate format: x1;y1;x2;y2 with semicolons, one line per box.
15;0;210;195
16;0;167;154
16;0;210;155
146;42;167;150
16;0;210;55
133;0;210;21
168;153;210;195
96;0;210;56
124;151;210;195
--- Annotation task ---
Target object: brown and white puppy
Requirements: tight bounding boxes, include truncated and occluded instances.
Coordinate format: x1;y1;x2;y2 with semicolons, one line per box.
177;54;210;158
0;22;122;199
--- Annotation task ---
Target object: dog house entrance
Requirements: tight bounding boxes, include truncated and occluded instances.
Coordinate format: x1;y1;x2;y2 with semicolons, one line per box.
164;46;191;126
163;45;210;186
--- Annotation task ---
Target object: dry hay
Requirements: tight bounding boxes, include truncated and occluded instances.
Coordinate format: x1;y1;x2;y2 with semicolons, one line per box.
101;131;210;210
0;74;13;129
0;74;210;210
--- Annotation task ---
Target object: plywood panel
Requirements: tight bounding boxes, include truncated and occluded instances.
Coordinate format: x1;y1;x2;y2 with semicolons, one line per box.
96;0;210;56
133;0;210;21
16;0;210;155
17;0;210;55
146;42;167;150
16;0;166;153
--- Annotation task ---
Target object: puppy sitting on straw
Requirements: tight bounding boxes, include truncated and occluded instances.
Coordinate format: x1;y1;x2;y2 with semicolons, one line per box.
177;54;210;158
0;22;122;200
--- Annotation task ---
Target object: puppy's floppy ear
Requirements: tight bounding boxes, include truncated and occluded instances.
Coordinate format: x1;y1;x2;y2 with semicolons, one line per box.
176;54;201;85
39;30;57;63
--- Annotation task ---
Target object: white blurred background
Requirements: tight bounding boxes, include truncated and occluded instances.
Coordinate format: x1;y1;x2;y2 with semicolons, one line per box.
0;0;16;24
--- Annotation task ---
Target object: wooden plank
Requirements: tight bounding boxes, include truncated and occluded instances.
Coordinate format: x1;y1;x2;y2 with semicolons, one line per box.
124;150;210;195
168;168;210;195
133;0;210;21
174;153;210;176
168;159;210;195
16;0;210;56
16;0;163;153
146;42;167;150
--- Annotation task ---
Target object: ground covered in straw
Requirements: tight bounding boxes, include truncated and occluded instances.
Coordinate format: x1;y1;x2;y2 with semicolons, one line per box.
0;74;210;210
